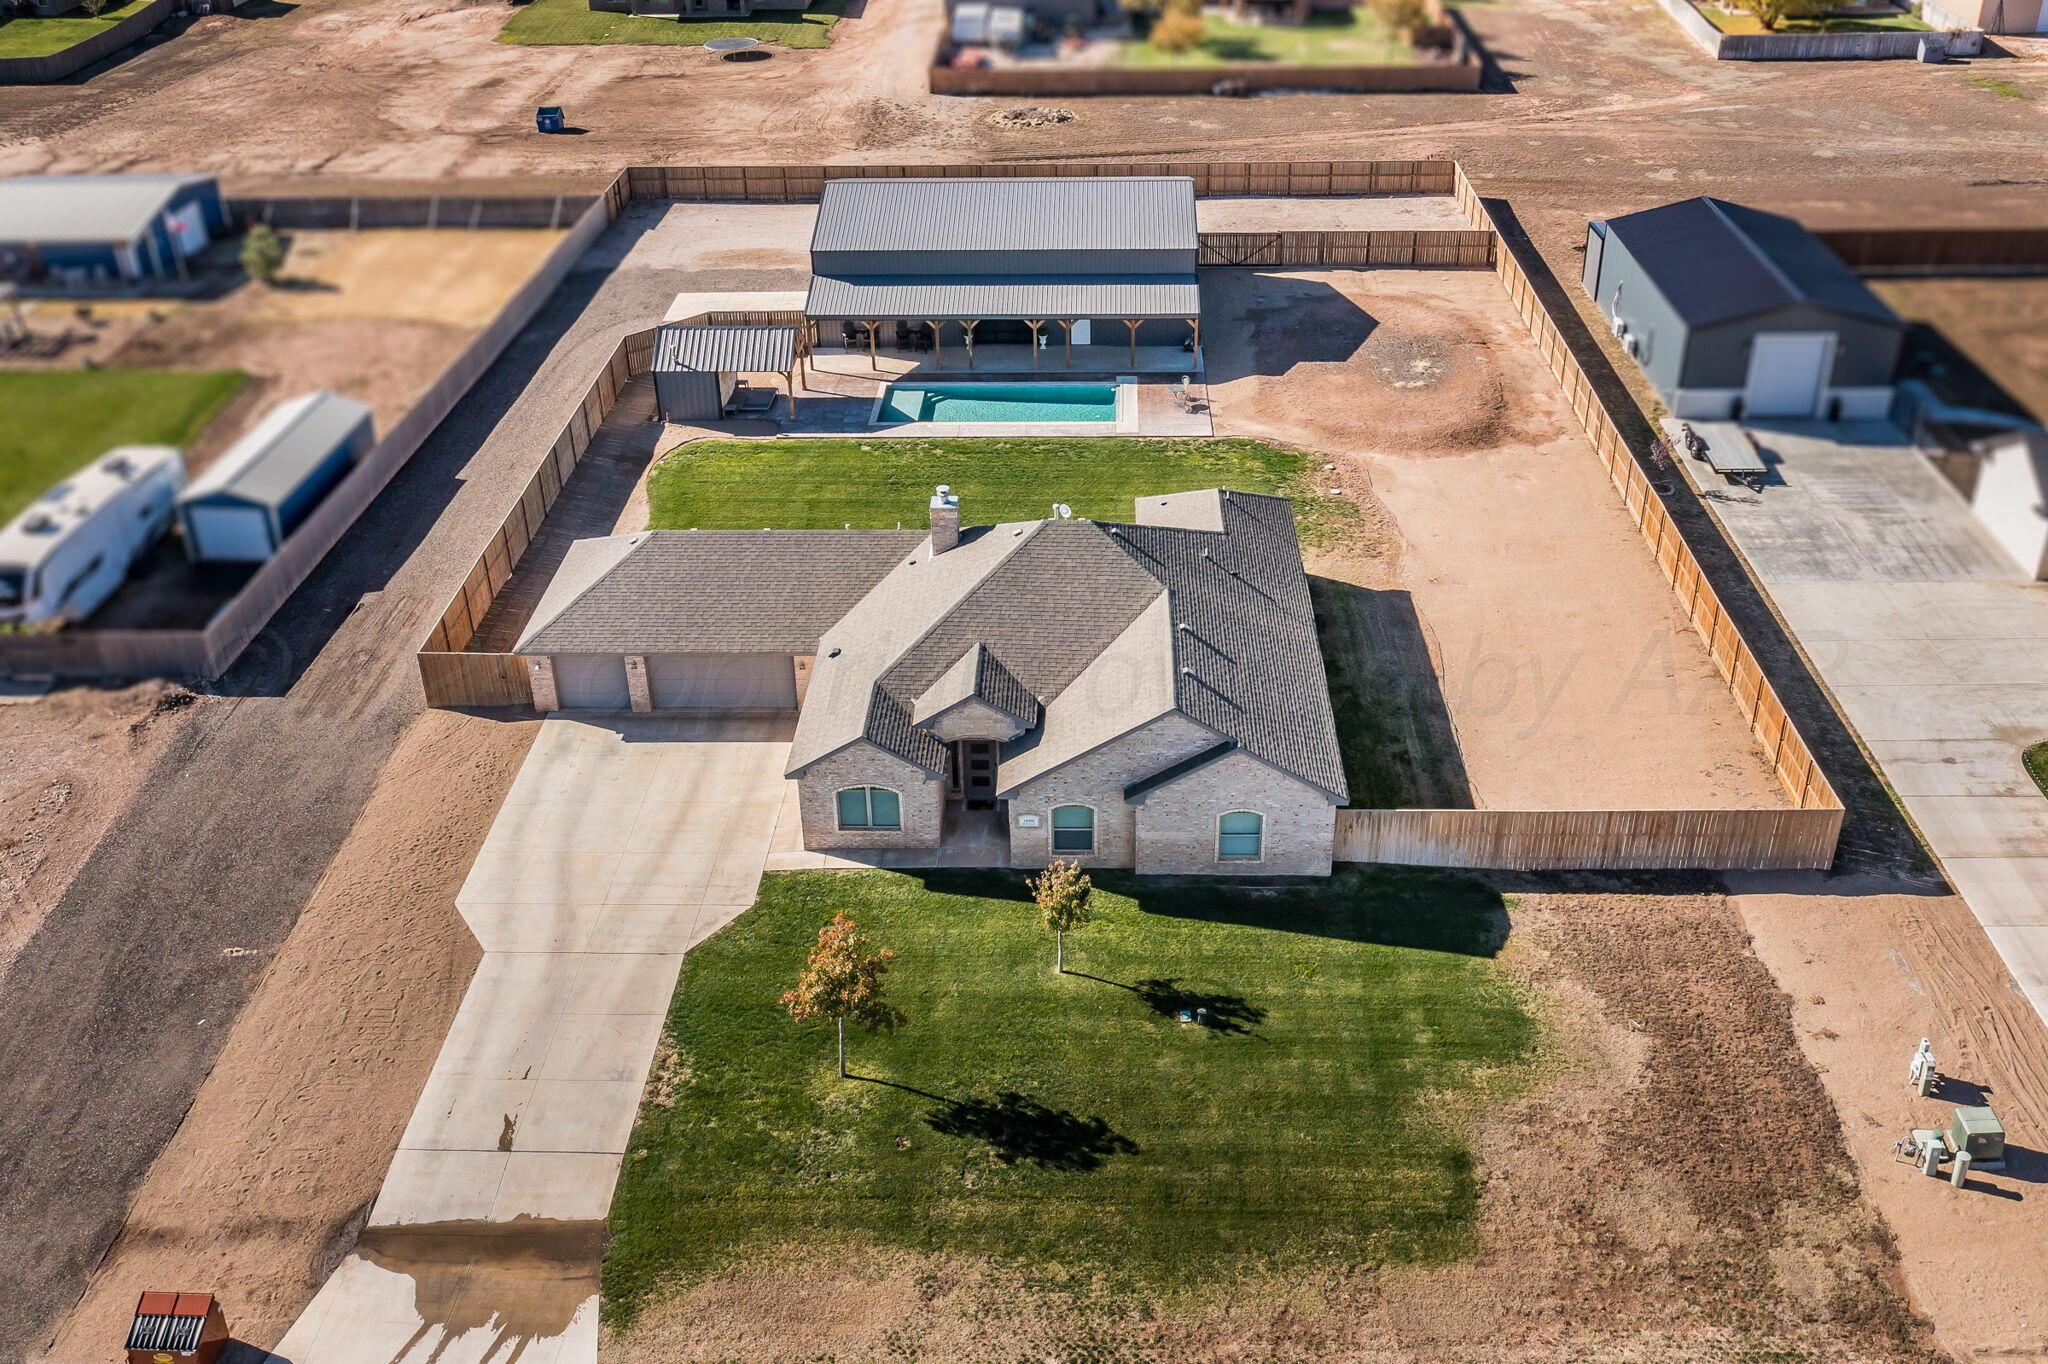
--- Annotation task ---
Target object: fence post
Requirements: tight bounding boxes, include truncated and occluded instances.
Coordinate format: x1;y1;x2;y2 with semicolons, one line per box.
349;198;359;233
427;196;440;230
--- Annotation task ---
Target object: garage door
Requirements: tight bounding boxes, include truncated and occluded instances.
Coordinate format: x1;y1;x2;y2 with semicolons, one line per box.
552;653;631;710
646;652;797;711
1743;333;1834;419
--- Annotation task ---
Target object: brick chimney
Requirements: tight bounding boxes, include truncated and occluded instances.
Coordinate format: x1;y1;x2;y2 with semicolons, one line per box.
930;485;959;555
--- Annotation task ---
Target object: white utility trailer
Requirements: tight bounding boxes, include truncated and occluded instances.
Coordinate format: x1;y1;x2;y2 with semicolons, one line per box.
0;445;186;627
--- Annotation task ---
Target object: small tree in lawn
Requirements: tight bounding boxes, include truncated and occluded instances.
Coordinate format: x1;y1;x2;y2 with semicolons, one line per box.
781;913;905;1079
1032;859;1093;975
240;224;285;286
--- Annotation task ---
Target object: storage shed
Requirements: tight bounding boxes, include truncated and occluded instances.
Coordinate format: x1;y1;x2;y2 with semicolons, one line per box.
1582;197;1904;423
177;392;374;563
0;174;226;285
652;324;802;421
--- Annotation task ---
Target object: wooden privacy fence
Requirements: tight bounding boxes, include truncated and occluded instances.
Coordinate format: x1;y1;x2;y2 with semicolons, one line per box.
1197;230;1492;268
1397;165;1847;872
1816;226;2048;276
1335;808;1841;872
415;324;658;708
0;179;623;682
623;161;1459;203
227;194;599;231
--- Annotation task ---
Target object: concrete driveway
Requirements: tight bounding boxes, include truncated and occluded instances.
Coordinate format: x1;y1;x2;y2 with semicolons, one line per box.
1673;422;2048;1022
275;713;792;1364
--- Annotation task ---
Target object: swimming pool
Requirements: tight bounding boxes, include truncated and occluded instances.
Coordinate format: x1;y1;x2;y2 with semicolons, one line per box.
877;382;1119;426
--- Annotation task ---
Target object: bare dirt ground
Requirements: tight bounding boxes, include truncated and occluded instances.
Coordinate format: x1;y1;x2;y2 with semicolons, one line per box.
41;707;537;1361
604;877;1940;1364
1206;267;1781;811
1734;874;2048;1364
1875;276;2048;425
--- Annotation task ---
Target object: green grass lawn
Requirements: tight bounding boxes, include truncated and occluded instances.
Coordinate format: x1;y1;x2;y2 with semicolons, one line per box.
645;436;1356;546
603;866;1537;1327
499;0;842;47
2027;741;2048;799
1694;1;1929;31
0;370;246;527
1971;73;2030;100
1119;7;1415;66
0;0;154;58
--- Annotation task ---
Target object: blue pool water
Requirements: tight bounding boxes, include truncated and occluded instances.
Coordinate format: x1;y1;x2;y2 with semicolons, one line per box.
879;382;1118;425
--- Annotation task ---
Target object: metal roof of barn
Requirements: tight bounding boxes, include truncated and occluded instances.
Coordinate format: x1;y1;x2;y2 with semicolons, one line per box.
180;391;372;511
652;324;798;374
810;177;1198;256
1600;197;1899;330
805;273;1201;320
0;173;215;246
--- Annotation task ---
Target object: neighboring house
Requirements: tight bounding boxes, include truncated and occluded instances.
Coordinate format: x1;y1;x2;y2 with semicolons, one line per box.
1583;197;1904;422
1920;0;2046;31
804;176;1204;364
177;392;375;563
0;174;227;285
516;487;1348;876
587;0;801;17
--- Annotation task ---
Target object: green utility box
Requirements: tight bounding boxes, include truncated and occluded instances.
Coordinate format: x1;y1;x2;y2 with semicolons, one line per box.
1949;1106;2005;1164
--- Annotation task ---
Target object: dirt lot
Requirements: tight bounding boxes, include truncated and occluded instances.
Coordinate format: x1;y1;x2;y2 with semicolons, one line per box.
1875;276;2048;426
1205;267;1782;811
42;707;537;1360
604;875;1939;1364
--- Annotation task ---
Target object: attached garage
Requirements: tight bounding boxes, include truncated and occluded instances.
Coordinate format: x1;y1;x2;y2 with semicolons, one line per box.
1582;197;1903;424
646;652;798;711
512;528;925;717
551;653;632;710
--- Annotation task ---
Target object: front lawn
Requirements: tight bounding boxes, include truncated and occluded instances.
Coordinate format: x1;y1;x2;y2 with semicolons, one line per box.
603;867;1536;1327
0;0;153;59
499;0;843;47
1120;6;1415;66
0;369;247;527
645;436;1356;546
1694;1;1929;31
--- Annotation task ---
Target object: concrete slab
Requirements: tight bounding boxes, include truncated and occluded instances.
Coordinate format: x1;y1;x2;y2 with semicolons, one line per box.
541;1013;668;1083
492;1152;626;1222
369;1150;510;1227
1670;419;2048;1026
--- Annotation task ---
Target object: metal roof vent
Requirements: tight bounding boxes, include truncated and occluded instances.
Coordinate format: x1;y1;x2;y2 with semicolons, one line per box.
102;453;135;479
22;513;56;534
827;647;842;659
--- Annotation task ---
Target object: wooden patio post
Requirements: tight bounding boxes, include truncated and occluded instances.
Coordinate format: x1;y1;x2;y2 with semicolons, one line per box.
1058;320;1073;370
787;367;798;417
928;320;943;368
1189;318;1201;363
963;320;978;370
1026;320;1044;371
1124;319;1141;369
861;320;880;373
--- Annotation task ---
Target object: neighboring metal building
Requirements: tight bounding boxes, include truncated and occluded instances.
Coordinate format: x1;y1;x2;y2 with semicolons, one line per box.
1582;197;1905;422
652;324;802;421
586;0;802;17
0;174;227;285
177;391;375;563
805;176;1204;367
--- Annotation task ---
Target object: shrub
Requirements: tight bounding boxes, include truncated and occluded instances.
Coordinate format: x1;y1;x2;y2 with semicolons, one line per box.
1370;0;1432;39
1149;5;1206;52
239;224;286;286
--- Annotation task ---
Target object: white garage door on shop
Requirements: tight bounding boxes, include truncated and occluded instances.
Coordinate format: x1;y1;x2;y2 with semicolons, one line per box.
1743;332;1834;419
552;653;631;710
646;652;797;711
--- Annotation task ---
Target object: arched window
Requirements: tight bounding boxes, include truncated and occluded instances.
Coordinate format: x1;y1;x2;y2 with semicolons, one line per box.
1217;811;1263;861
1050;804;1095;854
836;787;901;831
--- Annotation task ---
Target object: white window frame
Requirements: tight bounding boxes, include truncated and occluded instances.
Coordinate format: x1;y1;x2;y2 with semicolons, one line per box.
836;785;903;832
1049;803;1096;855
1216;809;1265;863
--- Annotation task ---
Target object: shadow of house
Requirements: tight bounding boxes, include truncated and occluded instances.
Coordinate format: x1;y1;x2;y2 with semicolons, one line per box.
1310;578;1472;810
925;1090;1138;1171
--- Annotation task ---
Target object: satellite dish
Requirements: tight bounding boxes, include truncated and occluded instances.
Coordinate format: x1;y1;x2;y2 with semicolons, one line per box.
1053;503;1072;519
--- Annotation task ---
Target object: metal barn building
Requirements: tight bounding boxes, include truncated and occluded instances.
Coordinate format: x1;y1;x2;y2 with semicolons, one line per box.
1582;197;1904;422
652;324;802;421
0;174;227;285
804;176;1203;368
176;391;375;563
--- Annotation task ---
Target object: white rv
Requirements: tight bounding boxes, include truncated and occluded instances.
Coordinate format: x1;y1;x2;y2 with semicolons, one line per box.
0;445;186;628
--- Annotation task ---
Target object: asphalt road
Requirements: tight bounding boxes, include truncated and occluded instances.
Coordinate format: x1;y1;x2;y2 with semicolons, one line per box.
0;204;710;1364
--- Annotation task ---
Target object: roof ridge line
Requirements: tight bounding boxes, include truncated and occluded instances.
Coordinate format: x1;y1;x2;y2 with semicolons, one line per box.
1704;197;1807;308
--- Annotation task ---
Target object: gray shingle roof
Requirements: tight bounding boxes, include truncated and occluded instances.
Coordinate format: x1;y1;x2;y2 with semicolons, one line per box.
516;530;925;655
810;177;1198;256
805;274;1201;321
0;173;214;246
911;643;1042;730
653;324;798;374
1601;197;1899;331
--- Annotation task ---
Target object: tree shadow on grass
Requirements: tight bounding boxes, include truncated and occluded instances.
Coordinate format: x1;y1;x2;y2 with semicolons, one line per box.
1071;972;1266;1036
925;1090;1138;1172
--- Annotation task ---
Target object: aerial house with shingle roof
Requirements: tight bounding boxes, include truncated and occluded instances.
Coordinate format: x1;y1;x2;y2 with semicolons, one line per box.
515;485;1347;876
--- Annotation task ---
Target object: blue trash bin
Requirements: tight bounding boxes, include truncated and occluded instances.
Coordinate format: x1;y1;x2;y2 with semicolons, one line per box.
536;106;566;133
